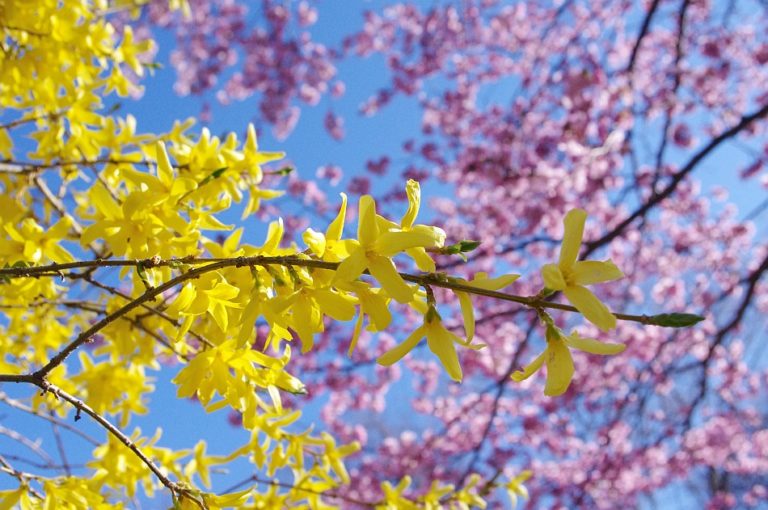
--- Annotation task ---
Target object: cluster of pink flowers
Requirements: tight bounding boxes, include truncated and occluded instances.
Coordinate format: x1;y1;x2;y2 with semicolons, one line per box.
146;0;336;139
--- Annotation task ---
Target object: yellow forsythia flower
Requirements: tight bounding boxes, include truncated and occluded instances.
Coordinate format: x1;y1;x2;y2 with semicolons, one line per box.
505;469;532;508
334;193;444;303
541;208;624;331
377;306;483;382
511;325;625;396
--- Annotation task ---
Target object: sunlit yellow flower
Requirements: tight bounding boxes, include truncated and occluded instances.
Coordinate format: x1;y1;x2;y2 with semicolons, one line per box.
333;194;443;303
511;325;625;396
303;192;351;261
378;179;445;272
169;273;242;339
455;271;520;341
541;208;624;331
377;306;482;382
505;470;532;508
378;476;417;510
0;217;74;264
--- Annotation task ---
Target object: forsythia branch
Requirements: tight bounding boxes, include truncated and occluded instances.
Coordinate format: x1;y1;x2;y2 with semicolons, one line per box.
0;255;685;329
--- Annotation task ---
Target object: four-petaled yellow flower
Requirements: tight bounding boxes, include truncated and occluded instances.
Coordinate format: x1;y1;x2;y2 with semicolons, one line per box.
377;306;482;382
303;192;350;262
505;470;532;508
541;208;624;331
333;194;445;303
511;325;626;396
378;179;442;272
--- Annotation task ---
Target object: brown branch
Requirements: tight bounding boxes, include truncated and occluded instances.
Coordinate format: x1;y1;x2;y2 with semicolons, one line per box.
0;24;51;37
0;425;55;465
34;380;189;499
650;0;691;193
0;256;662;332
32;175;85;236
584;101;768;258
0;453;85;472
0;376;197;503
50;413;72;476
626;0;662;74
250;475;376;507
60;300;193;361
0;111;65;131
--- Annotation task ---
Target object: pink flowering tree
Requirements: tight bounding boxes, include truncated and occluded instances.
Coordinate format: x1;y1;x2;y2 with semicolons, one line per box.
29;0;765;507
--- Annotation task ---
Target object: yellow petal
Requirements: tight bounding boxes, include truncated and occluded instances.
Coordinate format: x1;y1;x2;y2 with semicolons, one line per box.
425;321;462;382
544;338;574;396
570;260;624;286
46;217;73;239
0;127;13;159
302;228;326;256
333;246;368;284
377;326;425;365
358;195;378;248
261;219;284;253
401;179;420;229
565;332;626;355
90;183;122;219
563;285;616;331
209;302;229;332
314;289;356;321
368;255;413;304
245;123;260;153
455;291;475;342
466;273;520;291
155;141;174;188
411;224;446;247
223;227;244;254
175;315;195;343
374;230;443;256
348;311;364;357
292;296;316;353
207;280;240;301
170;177;197;197
559;208;587;269
172;283;198;312
326;193;348;241
406;247;436;272
510;351;545;382
541;263;566;291
48;244;75;264
364;291;392;331
197;212;233;231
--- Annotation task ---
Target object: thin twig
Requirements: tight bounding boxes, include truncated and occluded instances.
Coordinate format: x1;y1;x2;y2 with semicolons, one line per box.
32;175;85;236
0;454;44;499
0;425;55;465
50;415;72;476
0;391;99;445
626;0;662;74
